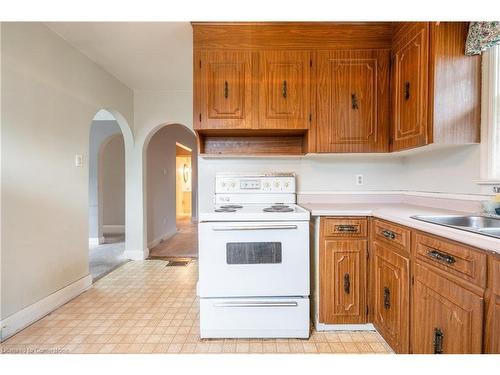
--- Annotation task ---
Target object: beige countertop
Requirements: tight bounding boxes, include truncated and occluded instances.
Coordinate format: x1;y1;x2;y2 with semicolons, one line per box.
300;202;500;254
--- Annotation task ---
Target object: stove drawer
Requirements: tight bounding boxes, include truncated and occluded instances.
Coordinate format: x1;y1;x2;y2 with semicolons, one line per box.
200;297;310;338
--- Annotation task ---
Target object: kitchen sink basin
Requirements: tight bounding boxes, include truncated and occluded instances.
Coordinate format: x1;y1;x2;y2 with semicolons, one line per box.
411;215;500;239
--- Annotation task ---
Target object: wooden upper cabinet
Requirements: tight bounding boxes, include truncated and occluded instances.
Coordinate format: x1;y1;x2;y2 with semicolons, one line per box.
391;22;480;152
257;51;311;130
316;50;390;152
196;50;253;130
391;23;429;151
412;263;484;354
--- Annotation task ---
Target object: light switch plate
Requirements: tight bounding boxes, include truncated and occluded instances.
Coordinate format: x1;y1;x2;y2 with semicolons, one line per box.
75;154;83;167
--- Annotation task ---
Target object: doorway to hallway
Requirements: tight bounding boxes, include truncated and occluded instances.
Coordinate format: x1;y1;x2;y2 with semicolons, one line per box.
88;110;128;280
146;124;198;259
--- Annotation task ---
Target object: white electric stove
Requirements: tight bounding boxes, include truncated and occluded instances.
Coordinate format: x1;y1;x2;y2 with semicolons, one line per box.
198;173;311;339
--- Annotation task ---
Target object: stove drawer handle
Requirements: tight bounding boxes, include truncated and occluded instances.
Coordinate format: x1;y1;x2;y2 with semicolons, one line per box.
214;301;298;308
212;225;298;231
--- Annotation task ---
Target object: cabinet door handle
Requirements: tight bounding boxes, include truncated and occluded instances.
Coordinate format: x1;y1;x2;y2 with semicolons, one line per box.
433;328;444;354
404;81;410;100
224;81;229;98
351;93;359;109
382;230;396;240
335;225;358;233
282;80;287;98
343;273;350;294
427;249;456;265
383;287;391;310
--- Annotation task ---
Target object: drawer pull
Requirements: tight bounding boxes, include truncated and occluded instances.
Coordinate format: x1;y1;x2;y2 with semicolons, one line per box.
343;273;350;294
433;328;444;354
427;250;456;265
224;81;229;98
383;287;391;310
382;230;396;240
336;225;358;233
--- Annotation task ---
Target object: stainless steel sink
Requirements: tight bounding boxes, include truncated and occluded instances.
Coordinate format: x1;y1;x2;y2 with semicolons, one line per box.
411;215;500;239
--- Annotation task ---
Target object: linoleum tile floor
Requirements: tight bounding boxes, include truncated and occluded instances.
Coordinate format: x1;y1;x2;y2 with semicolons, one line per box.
1;261;393;354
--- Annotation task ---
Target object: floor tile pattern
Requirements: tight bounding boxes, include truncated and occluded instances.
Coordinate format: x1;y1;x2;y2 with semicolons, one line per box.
1;261;392;354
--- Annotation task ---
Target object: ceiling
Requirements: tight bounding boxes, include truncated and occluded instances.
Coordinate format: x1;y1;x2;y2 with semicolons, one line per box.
46;22;193;91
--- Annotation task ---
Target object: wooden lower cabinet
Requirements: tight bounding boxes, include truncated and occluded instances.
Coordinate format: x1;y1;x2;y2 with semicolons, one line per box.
320;239;367;324
372;241;410;353
318;216;491;353
484;254;500;354
412;263;484;354
319;217;368;324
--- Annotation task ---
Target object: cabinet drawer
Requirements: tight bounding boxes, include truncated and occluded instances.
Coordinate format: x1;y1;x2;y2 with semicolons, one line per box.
414;232;487;288
373;219;410;252
322;217;367;237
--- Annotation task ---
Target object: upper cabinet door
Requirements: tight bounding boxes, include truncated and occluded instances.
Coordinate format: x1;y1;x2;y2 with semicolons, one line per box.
257;51;311;130
391;23;429;151
196;51;253;130
316;50;390;153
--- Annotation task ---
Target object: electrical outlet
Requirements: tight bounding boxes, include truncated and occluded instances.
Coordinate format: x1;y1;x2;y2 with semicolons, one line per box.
355;174;364;186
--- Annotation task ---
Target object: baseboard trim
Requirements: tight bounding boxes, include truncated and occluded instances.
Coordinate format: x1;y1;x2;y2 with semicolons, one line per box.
0;274;92;341
102;224;125;234
147;228;178;250
88;236;106;247
315;322;375;331
124;249;149;261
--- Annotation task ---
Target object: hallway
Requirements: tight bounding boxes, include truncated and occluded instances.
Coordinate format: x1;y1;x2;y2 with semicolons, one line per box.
149;218;197;258
89;234;128;281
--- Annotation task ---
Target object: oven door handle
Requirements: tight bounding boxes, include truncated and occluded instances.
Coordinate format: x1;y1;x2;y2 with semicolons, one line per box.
213;301;298;308
212;225;298;231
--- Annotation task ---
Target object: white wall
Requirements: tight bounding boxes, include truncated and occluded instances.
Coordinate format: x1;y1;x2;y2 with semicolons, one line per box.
1;22;133;321
401;145;484;195
101;134;125;228
146;124;197;247
197;155;406;211
88;120;121;240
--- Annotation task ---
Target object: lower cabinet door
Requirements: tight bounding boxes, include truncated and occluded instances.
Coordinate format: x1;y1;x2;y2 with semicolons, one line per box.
412;263;484;354
320;239;367;324
372;242;410;353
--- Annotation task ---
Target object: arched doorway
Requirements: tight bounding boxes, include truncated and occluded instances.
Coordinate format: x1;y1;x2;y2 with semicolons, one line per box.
88;109;128;280
143;123;198;259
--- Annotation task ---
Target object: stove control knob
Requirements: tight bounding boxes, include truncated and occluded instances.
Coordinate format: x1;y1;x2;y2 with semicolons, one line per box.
274;182;280;188
284;182;290;188
264;182;270;188
230;182;236;188
221;182;226;187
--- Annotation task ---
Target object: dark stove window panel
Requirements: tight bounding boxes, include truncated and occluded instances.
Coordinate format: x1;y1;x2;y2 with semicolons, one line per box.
226;242;282;264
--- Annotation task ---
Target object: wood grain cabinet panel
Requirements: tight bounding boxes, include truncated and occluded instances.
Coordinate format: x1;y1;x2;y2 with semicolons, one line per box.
320;239;367;324
414;232;487;288
323;217;368;238
412;263;483;354
484;254;500;353
316;50;390;152
257;51;311;130
196;50;253;130
391;23;429;151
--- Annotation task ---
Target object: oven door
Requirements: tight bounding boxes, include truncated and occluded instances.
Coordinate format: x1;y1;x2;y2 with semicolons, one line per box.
198;221;309;297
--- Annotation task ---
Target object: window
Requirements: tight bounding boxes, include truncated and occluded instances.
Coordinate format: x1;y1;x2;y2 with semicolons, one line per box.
481;45;500;181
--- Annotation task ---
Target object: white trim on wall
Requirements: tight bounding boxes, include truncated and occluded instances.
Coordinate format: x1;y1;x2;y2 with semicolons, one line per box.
102;225;125;234
147;227;178;250
479;46;500;184
0;274;92;341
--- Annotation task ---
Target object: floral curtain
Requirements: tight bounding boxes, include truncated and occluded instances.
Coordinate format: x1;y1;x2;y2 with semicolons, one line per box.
466;22;500;55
